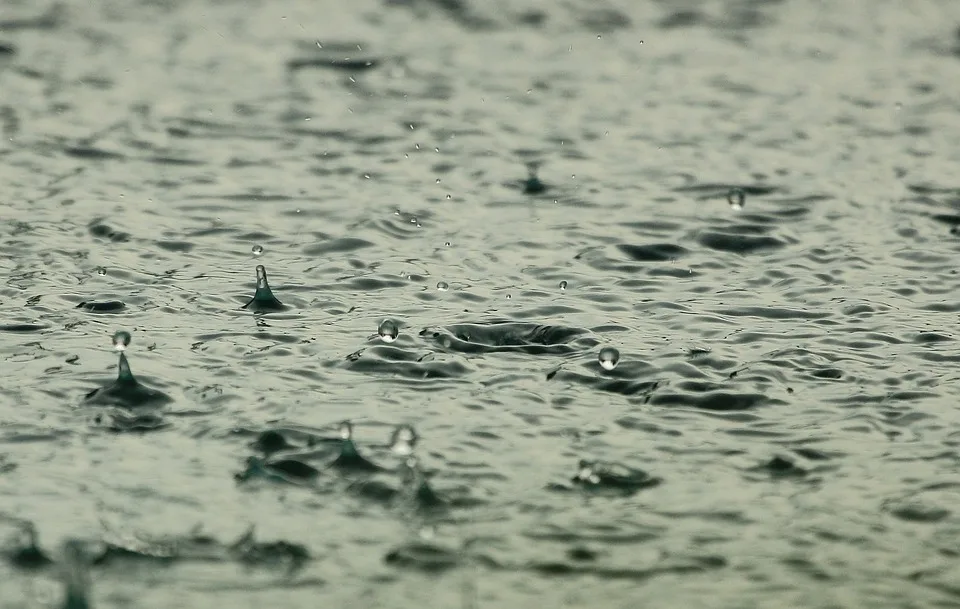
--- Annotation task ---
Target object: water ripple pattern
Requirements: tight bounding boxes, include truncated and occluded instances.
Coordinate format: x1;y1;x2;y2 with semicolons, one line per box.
2;0;960;607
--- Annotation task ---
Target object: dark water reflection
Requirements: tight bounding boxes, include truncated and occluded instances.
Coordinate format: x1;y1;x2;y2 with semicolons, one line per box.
2;0;960;607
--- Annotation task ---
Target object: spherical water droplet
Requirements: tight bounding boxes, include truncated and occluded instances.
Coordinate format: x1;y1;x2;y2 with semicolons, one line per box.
437;281;449;291
378;319;399;343
445;194;451;200
559;280;568;291
338;420;353;440
112;330;131;352
252;245;264;256
598;347;620;371
96;266;106;276
444;241;451;247
390;424;418;456
727;188;745;210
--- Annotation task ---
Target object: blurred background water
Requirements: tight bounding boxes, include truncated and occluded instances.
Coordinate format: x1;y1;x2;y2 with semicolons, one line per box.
2;0;960;607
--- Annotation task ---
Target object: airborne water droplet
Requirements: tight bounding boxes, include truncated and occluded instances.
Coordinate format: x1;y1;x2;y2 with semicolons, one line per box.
96;267;106;276
559;280;568;291
252;245;264;256
727;188;745;210
390;424;418;456
598;347;620;371
436;281;449;291
378;319;399;343
339;420;353;441
112;330;131;352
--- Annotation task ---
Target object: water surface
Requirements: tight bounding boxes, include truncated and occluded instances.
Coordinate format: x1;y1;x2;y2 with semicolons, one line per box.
2;0;960;607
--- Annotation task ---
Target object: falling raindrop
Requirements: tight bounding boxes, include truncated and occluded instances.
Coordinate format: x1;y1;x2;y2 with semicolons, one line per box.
436;281;449;291
727;188;745;210
111;331;131;352
378;319;399;343
598;347;620;371
252;245;264;256
390;424;418;456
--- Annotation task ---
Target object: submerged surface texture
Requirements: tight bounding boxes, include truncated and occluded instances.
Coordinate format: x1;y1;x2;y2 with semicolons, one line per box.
2;0;960;606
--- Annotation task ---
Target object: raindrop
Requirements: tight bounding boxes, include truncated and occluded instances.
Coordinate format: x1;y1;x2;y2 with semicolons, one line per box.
444;241;451;247
436;281;449;291
252;245;264;256
378;319;399;343
559;280;568;291
445;194;451;200
727;188;745;210
598;347;620;371
96;267;106;276
112;330;131;352
506;294;512;299
390;424;418;456
339;420;353;441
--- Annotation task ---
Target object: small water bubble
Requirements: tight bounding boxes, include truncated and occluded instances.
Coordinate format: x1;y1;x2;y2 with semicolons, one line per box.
390;424;418;456
96;266;106;276
436;281;449;291
252;245;264;256
598;347;620;371
378;319;399;343
727;188;745;210
444;241;451;247
445;194;451;200
435;178;441;184
112;330;131;352
506;293;512;299
338;420;353;441
559;280;568;290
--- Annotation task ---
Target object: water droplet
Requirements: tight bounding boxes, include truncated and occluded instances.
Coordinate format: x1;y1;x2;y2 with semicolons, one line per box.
559;280;568;290
338;420;353;440
96;266;106;276
576;460;601;484
445;194;451;200
444;241;451;247
378;319;399;343
506;294;512;299
436;281;449;291
390;424;418;456
112;330;131;352
252;245;264;256
435;178;441;184
598;347;620;371
727;188;745;210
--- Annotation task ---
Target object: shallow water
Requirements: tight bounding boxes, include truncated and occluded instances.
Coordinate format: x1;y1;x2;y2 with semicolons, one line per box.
2;0;960;607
